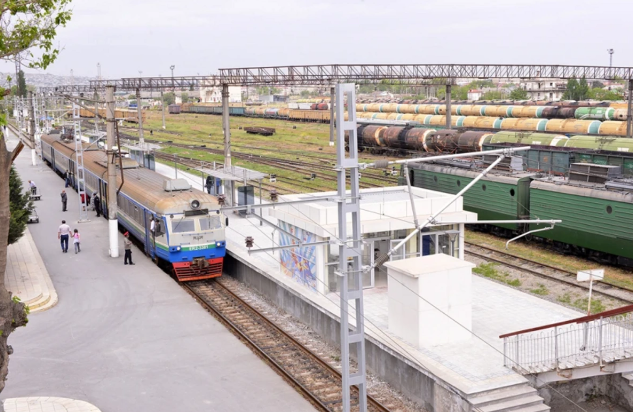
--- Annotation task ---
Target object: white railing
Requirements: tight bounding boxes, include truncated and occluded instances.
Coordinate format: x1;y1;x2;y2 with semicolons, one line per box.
501;306;633;374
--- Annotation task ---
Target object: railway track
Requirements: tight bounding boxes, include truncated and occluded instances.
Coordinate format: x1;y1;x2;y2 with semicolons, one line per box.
465;243;633;305
184;279;391;412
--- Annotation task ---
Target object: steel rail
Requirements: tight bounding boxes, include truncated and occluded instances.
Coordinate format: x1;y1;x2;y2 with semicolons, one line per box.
465;243;633;304
184;279;390;412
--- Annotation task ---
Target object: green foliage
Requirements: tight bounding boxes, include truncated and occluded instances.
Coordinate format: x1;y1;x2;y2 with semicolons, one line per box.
180;92;189;103
562;76;590;101
162;92;175;106
481;90;505;100
300;90;311;98
256;86;281;95
592;81;604;89
530;284;549;296
0;1;72;70
16;70;26;98
8;167;32;245
573;297;605;314
588;87;622;101
472;263;521;287
509;88;528;100
558;293;571;304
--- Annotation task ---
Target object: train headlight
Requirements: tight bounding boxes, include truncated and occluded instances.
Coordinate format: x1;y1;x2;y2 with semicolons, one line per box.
191;200;200;209
176;246;181;251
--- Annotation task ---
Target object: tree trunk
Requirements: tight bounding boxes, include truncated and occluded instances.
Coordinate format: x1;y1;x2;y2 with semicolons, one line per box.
0;136;27;392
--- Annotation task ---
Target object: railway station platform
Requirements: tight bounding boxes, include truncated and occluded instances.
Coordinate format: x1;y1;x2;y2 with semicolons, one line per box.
2;134;315;411
152;163;633;411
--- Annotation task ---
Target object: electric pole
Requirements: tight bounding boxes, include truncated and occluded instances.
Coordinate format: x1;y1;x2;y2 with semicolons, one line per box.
222;84;232;206
106;85;119;258
28;91;36;166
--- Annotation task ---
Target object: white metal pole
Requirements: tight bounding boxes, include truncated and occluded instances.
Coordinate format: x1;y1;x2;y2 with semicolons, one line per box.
587;276;593;315
106;86;119;258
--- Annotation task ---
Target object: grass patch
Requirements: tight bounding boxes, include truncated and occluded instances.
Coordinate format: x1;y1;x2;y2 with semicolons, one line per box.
558;293;571;304
473;262;522;287
573;297;606;314
465;230;633;291
530;284;549;296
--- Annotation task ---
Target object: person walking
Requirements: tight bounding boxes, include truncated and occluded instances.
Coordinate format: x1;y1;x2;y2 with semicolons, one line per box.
58;220;71;253
205;176;213;194
61;190;68;212
28;180;37;195
73;229;81;254
123;232;134;265
64;171;69;188
94;193;101;217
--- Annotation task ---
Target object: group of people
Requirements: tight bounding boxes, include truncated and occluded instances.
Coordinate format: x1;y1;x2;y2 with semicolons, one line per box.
54;181;133;264
57;220;81;254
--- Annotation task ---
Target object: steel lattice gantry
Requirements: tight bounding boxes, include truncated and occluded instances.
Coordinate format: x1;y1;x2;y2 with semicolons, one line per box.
39;63;633;94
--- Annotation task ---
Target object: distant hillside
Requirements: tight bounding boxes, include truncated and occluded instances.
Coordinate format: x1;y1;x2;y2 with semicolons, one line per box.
0;72;95;88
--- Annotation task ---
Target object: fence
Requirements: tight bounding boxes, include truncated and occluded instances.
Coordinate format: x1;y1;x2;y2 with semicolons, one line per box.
500;305;633;374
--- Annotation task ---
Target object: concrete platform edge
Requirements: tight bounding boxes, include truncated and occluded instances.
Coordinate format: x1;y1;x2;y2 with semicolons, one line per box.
225;250;473;412
2;396;101;411
23;228;58;313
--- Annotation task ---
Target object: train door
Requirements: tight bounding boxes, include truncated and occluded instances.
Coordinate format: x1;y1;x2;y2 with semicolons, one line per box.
50;147;56;170
144;210;155;258
68;159;75;189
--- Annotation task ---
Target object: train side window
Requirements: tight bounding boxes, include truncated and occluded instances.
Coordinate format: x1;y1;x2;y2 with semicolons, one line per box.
510;189;515;197
606;205;613;214
482;184;487;191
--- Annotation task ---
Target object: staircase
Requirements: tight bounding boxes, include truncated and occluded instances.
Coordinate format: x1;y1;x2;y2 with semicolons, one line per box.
468;383;550;412
622;373;633;387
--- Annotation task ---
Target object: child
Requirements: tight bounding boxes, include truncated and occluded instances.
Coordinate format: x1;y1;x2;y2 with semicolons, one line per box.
73;229;81;254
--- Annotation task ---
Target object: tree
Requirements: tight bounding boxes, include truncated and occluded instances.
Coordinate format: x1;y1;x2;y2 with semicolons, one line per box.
588;88;622;101
0;0;72;393
509;88;528;100
180;92;189;103
162;92;175;106
16;71;26;98
577;77;589;101
481;90;505;100
8;167;32;245
562;77;578;100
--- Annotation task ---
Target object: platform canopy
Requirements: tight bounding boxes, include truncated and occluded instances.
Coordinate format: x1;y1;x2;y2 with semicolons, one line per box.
195;164;267;182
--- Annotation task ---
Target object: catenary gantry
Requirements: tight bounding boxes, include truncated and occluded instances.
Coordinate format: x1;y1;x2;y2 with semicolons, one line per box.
40;63;633;93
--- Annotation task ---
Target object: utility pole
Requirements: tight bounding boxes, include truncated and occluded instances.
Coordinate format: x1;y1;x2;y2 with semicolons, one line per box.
329;86;335;146
222;84;232;206
136;88;144;150
106;85;119;258
336;83;367;412
446;82;452;129
608;49;614;67
28;91;36;166
160;74;166;129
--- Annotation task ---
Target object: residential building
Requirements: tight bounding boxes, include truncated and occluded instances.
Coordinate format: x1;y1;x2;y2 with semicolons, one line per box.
519;78;567;101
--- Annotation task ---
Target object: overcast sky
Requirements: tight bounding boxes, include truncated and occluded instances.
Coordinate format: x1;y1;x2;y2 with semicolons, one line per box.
8;0;633;78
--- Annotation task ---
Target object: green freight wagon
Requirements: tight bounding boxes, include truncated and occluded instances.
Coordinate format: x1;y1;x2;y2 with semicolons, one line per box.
529;181;633;265
408;164;533;230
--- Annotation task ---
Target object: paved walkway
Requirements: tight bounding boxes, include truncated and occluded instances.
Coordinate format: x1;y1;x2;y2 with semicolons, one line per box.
3;397;100;412
3;134;315;411
5;228;58;313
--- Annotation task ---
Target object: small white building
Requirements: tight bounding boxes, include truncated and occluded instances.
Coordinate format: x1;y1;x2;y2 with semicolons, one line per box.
199;86;242;103
467;89;483;100
268;186;477;295
519;78;567;101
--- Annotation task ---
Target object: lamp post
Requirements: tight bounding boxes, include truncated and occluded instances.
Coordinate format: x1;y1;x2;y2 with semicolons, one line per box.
607;49;614;67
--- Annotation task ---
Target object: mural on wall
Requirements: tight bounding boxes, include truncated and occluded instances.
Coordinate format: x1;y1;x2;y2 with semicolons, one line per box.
278;221;317;291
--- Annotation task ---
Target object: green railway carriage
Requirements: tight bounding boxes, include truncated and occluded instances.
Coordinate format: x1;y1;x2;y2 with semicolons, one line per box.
529;181;633;265
408;164;532;230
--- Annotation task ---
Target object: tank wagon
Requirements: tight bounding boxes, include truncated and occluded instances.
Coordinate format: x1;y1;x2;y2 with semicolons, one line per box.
40;130;227;281
406;162;633;266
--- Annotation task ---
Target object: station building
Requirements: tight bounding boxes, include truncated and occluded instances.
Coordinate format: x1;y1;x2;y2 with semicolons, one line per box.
267;186;476;295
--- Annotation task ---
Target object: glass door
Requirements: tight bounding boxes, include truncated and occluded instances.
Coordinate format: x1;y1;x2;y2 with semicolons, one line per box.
361;241;374;289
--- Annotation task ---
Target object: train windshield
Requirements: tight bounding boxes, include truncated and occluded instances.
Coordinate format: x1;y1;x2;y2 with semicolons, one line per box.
199;215;222;231
172;218;196;233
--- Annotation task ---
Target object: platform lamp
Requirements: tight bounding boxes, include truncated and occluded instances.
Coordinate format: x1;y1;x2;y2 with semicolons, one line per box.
446;230;460;257
607;49;614;67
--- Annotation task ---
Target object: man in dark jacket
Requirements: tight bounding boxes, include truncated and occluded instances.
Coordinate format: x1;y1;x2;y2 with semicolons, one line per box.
93;193;101;217
205;176;213;194
61;190;68;212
